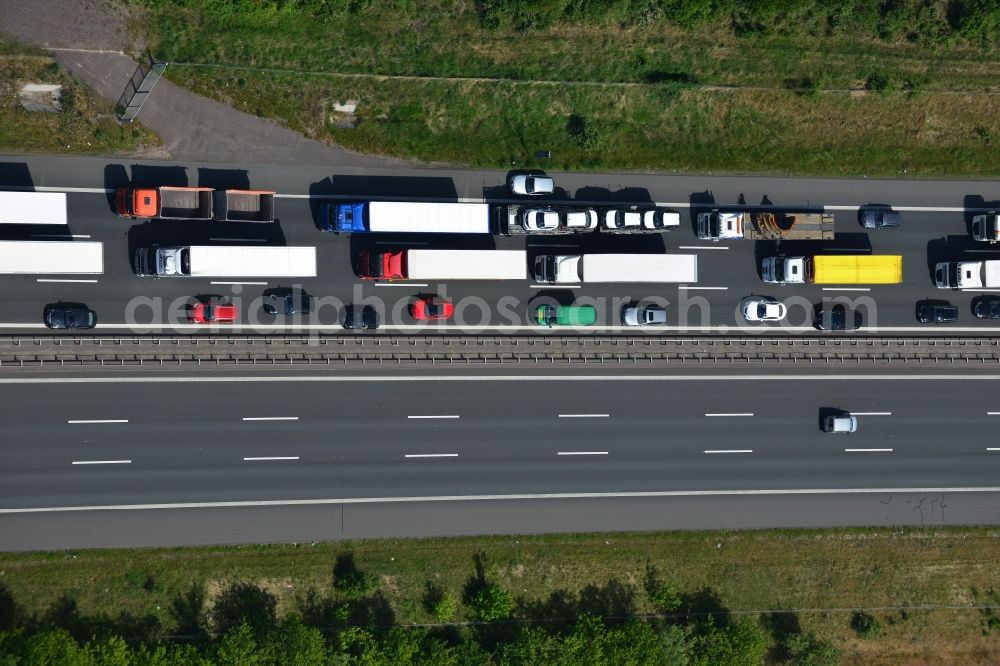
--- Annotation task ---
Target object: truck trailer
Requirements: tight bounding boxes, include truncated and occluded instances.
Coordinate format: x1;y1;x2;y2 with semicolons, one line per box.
533;253;698;284
0;191;67;225
697;210;834;241
134;245;316;277
934;259;1000;289
357;249;527;281
762;254;902;285
212;190;276;223
972;212;1000;243
116;186;214;220
0;241;103;274
321;201;490;234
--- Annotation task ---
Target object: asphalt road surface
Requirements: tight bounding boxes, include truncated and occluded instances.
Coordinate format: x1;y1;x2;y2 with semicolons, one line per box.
1;371;998;550
0;154;999;335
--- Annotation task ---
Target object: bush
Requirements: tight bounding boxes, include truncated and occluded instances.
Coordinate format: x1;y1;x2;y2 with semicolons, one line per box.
333;552;382;600
784;631;840;666
850;611;882;639
468;583;514;622
210;582;277;637
431;591;457;623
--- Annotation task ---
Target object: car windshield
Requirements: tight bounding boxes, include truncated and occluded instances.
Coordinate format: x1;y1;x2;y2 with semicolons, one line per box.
426;304;442;316
203;305;213;320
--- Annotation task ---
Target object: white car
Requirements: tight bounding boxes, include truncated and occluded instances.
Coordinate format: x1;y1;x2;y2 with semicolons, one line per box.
642;209;680;230
520;208;560;232
742;298;787;322
563;208;598;230
509;174;555;196
603;209;642;230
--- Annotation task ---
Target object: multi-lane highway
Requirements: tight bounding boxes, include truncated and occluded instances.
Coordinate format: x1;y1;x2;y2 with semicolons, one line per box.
1;154;1000;334
1;371;998;550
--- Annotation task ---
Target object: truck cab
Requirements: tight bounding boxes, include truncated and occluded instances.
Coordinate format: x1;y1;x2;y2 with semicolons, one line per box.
696;211;743;241
935;261;979;289
322;202;365;233
533;254;580;284
116;188;157;218
972;213;1000;243
761;256;807;284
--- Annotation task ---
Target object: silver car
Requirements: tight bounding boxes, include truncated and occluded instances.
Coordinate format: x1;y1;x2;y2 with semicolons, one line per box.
622;305;667;326
822;413;858;433
509;174;555;196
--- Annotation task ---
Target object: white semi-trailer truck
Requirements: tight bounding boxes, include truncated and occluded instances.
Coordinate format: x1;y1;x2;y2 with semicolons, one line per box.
533;253;698;284
134;245;317;278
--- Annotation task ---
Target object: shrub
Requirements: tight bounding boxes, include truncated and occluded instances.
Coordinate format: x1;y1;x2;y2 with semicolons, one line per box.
850;611;882;638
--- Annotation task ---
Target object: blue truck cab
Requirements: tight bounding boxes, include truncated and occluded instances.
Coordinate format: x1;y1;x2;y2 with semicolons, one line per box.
321;202;365;233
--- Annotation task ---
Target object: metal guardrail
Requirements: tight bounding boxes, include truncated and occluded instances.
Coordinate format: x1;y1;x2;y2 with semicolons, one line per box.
1;335;999;367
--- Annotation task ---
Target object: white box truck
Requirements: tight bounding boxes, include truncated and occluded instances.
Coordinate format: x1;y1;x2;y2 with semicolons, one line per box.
323;201;490;234
935;259;1000;289
972;212;1000;243
134;245;317;278
0;241;103;274
533;253;698;284
0;191;67;225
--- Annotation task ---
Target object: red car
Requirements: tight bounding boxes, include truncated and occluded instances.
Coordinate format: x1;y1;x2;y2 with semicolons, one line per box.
410;297;453;321
190;302;238;324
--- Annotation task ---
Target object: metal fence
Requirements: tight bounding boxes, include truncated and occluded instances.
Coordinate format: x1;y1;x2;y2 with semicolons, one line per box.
3;335;999;367
116;51;166;122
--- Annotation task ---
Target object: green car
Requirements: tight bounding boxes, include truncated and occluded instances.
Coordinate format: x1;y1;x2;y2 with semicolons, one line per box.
534;304;597;327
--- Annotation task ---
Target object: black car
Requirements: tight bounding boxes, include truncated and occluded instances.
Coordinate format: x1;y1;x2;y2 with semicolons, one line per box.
917;301;958;324
859;204;902;229
44;304;97;330
973;296;1000;319
814;303;863;331
263;289;312;315
342;305;378;330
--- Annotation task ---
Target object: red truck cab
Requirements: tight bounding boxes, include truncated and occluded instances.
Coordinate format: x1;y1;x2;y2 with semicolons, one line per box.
115;188;158;218
357;250;405;280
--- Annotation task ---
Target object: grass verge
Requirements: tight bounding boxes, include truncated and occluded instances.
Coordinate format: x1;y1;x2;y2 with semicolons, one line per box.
134;0;1000;176
2;527;999;663
0;41;161;156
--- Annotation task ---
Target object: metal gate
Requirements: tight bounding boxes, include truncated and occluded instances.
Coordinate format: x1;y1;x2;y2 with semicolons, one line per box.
116;51;167;122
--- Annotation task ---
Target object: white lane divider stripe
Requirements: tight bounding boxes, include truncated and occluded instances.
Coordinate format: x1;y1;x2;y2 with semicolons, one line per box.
242;417;299;421
404;453;459;458
243;456;300;461
558;413;609;418
72;460;131;465
557;451;609;456
407;415;460;420
68;419;128;424
845;448;893;452
987;448;1000;451
678;286;728;290
704;449;753;454
678;246;730;250
705;413;754;417
37;279;99;283
374;283;429;287
211;281;268;285
852;412;892;416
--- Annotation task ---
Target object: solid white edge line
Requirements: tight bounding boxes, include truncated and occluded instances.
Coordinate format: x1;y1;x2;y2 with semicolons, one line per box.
5;486;1000;513
242;417;299;421
704;450;753;454
210;281;268;285
557;451;609;456
558;414;610;418
71;460;131;465
705;413;754;417
844;448;894;452
36;279;99;283
67;419;128;424
243;456;300;461
404;453;459;458
851;412;892;416
407;415;460;419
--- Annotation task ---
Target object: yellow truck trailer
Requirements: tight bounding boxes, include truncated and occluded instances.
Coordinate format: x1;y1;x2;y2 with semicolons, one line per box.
762;254;902;284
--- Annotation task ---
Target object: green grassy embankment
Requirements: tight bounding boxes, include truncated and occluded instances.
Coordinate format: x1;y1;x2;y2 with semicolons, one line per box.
0;41;161;156
134;0;1000;176
2;527;999;663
